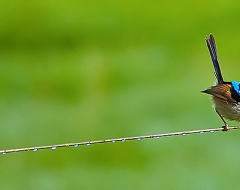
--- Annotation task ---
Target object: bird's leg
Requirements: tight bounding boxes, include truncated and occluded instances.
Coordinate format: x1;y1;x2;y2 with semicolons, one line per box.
215;110;229;131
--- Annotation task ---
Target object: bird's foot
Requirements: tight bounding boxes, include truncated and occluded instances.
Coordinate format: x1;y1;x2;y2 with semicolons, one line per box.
222;124;229;132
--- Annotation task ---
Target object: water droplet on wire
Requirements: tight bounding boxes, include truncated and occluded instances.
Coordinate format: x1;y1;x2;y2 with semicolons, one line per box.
74;144;79;148
86;143;91;146
122;139;126;142
33;148;38;152
51;146;57;150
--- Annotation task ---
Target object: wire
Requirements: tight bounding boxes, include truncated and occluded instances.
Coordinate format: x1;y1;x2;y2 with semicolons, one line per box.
1;126;240;155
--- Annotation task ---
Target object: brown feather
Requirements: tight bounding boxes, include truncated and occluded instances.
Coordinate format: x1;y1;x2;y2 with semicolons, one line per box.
202;83;240;121
202;84;236;103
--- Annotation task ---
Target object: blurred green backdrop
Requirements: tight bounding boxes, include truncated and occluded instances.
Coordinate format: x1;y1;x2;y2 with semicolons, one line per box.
1;0;240;189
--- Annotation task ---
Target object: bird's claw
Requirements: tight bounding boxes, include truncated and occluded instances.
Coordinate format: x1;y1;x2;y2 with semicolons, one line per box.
222;124;229;132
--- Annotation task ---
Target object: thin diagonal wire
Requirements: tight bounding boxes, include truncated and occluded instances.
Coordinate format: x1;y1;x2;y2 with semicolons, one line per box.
1;126;240;155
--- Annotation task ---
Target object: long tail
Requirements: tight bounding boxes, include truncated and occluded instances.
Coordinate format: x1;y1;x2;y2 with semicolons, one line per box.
205;34;224;84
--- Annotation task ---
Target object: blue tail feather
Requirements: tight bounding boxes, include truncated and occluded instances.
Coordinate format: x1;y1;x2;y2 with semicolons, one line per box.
205;34;224;84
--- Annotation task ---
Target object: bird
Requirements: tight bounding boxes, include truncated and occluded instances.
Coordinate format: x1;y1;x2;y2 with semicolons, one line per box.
202;34;240;131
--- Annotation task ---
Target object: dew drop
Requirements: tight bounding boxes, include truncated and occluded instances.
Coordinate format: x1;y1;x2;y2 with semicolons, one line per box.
33;148;38;152
112;140;116;143
200;131;204;134
86;143;91;146
2;152;6;155
51;146;57;150
122;139;126;142
74;144;79;148
210;130;214;133
137;138;141;141
156;135;160;139
182;133;186;136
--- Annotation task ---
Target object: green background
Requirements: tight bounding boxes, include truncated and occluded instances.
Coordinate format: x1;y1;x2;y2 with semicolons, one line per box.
1;0;240;189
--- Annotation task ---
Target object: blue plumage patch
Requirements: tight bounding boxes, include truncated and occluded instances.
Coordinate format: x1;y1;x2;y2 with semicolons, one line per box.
231;81;240;95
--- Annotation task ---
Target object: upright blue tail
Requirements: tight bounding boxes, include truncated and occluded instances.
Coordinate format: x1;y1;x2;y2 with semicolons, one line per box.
205;34;224;84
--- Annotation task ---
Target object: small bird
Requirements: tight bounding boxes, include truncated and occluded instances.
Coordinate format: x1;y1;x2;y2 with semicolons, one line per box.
202;34;240;131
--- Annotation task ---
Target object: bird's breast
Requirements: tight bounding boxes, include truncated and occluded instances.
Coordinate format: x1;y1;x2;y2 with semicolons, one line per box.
213;97;240;121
